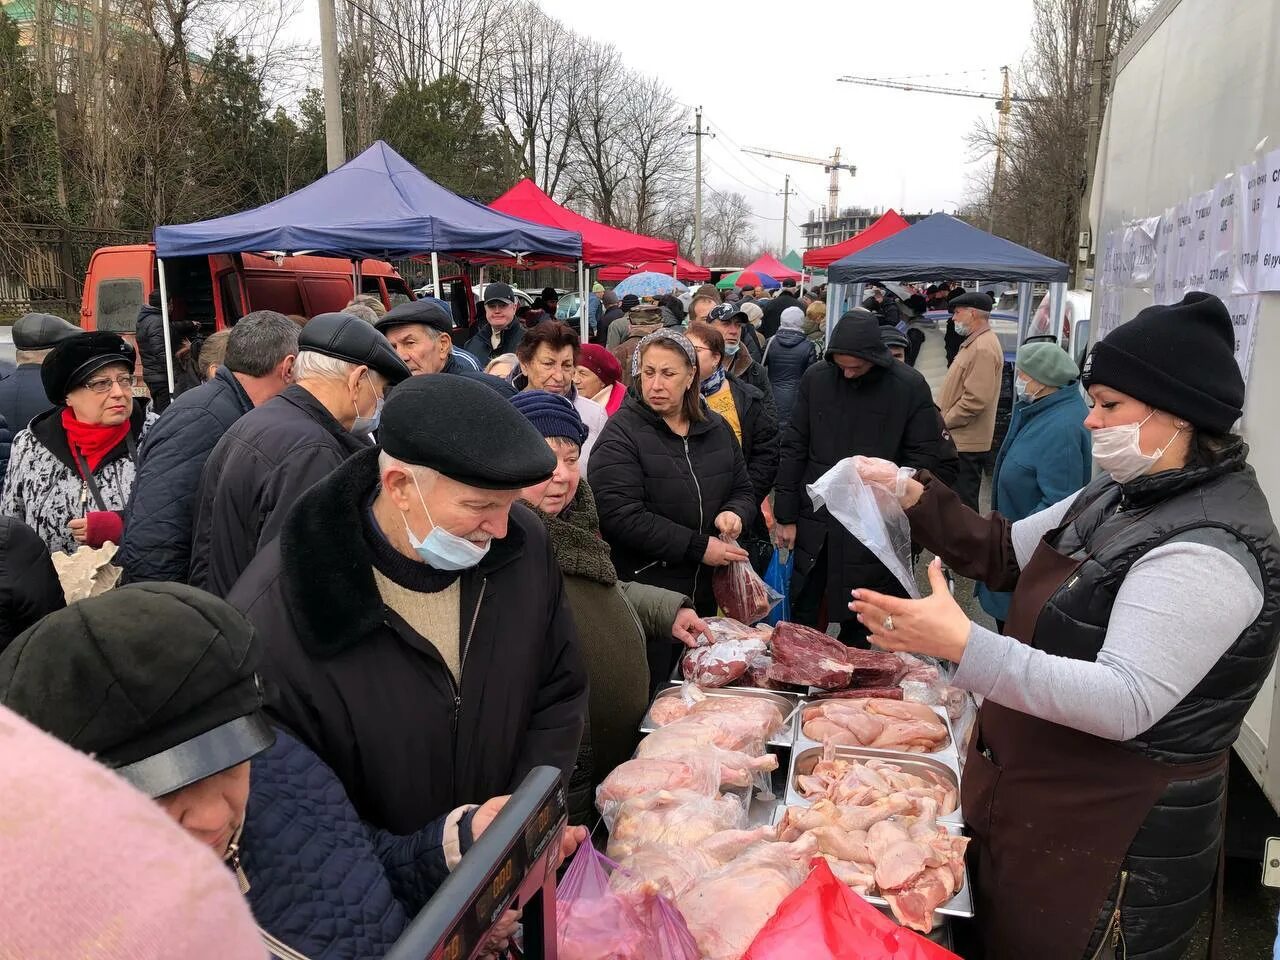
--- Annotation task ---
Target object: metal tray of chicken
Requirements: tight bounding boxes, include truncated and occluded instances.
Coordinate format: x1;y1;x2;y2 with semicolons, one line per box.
770;804;974;921
640;685;800;749
784;743;963;826
793;698;961;770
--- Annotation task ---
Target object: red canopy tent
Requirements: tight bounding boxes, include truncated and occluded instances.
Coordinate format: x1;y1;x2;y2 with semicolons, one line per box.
803;209;911;269
597;255;709;283
742;252;802;282
489;179;677;267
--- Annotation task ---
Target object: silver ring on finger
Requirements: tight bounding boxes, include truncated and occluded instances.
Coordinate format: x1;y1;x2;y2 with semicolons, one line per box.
883;615;895;631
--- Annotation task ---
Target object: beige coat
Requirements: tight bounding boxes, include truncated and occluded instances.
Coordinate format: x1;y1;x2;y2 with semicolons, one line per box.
939;327;1004;452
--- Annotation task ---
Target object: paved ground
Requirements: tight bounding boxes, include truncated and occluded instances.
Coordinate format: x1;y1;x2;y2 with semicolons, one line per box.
911;326;1278;957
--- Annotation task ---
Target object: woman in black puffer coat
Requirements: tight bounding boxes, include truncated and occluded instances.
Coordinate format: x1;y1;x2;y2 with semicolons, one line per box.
762;305;819;428
589;329;756;684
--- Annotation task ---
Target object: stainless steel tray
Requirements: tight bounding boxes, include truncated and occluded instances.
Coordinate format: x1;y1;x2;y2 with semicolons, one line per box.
640;686;800;748
793;698;961;767
772;804;973;921
784;743;962;825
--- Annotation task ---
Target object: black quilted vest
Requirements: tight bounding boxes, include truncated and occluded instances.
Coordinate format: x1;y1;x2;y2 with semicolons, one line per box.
1034;443;1280;958
1034;443;1280;762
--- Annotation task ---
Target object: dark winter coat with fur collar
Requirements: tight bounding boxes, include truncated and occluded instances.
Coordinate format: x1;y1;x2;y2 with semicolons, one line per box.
227;446;589;835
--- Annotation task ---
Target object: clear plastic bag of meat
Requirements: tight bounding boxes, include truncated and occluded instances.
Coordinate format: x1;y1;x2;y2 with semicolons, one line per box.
701;616;774;646
712;538;784;624
682;634;769;688
556;840;700;960
606;790;749;861
807;456;920;599
742;859;962;960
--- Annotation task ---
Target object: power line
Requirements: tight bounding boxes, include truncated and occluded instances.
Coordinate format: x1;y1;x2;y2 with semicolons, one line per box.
708;122;826;211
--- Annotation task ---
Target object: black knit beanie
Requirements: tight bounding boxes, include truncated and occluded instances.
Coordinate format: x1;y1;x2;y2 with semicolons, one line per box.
1082;292;1243;434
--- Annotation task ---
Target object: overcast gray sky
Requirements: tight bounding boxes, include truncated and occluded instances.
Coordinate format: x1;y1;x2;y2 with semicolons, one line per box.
295;0;1035;254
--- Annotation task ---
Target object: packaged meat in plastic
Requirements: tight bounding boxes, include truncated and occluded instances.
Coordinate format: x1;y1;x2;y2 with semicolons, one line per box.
743;859;961;960
682;635;769;688
556;840;700;960
702;616;774;646
610;827;778;901
712;538;784;624
606;790;748;861
807;456;921;599
766;621;856;689
596;755;724;826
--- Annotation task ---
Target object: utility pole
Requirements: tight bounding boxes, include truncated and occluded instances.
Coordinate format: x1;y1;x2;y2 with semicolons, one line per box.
1076;0;1112;285
318;0;346;172
990;65;1011;232
685;107;715;264
777;174;797;252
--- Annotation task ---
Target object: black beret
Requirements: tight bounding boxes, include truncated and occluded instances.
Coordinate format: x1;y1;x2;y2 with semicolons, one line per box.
1083;291;1243;433
950;291;994;311
41;331;136;404
380;374;555;488
301;312;411;384
376;298;454;336
13;312;81;351
0;583;274;798
452;370;518;399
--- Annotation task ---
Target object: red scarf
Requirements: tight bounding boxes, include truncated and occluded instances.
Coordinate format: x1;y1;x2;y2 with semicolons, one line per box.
61;407;130;474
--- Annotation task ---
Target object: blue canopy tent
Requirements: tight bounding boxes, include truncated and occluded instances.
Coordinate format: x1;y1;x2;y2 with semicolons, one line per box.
151;141;583;391
825;212;1069;344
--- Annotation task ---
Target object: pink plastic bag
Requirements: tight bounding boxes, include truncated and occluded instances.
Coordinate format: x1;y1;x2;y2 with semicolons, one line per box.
744;859;961;960
712;538;783;624
556;840;700;960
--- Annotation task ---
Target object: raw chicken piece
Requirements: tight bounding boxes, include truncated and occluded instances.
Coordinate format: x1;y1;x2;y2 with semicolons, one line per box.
596;757;721;816
676;836;818;960
795;749;958;816
648;697;691;726
801;699;950;753
821;855;877;894
610;826;778;901
606;790;746;861
675;693;787;741
637;694;786;756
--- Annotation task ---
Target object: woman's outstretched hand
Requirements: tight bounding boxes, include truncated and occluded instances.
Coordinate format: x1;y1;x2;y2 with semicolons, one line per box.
849;558;970;664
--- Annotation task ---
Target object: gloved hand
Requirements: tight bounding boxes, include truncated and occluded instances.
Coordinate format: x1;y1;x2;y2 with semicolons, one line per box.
851;456;916;497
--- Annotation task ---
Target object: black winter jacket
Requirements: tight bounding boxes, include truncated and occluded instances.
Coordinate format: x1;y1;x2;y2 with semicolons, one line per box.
228;447;588;834
462;321;525;365
727;374;779;505
0;515;64;655
118;366;256;584
762;329;819;427
189;384;368;597
727;352;775;419
775;359;958;620
0;365;53;435
760;292;802;339
134;304;167;387
588;390;756;614
243;727;452;959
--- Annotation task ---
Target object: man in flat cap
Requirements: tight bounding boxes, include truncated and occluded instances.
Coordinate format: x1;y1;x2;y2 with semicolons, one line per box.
0;312;79;432
375;297;480;375
938;291;1004;510
228;374;589;841
190;312;411;596
463;282;526;365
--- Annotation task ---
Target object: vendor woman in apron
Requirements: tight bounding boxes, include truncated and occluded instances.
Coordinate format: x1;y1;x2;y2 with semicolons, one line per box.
849;292;1280;960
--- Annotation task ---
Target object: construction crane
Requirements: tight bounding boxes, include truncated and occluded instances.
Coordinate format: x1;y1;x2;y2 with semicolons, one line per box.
741;146;857;221
837;68;1034;229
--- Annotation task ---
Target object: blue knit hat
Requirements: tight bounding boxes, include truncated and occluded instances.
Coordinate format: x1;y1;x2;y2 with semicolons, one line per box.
511;390;589;448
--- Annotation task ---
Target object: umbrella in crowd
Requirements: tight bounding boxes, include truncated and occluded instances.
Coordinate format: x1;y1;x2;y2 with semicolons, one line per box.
612;271;689;299
716;269;780;291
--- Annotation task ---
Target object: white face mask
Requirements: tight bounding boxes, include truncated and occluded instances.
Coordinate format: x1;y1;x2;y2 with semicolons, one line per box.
1091;410;1183;484
954;322;970;337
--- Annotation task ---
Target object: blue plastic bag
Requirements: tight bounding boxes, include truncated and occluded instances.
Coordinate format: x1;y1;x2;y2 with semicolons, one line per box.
763;547;793;626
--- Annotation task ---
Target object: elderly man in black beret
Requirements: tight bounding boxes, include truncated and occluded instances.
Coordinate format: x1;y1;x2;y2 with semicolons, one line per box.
190;312;411;597
0;312;78;433
227;374;590;847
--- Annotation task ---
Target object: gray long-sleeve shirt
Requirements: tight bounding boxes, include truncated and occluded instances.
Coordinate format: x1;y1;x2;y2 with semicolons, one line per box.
954;492;1264;741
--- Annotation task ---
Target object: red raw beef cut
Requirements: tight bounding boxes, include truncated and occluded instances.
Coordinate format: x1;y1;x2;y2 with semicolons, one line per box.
845;649;909;688
766;622;855;690
808;686;904;701
682;637;769;688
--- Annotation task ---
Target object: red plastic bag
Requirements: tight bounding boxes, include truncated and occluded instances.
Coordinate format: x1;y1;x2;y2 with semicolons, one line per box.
743;859;961;960
556;841;700;960
712;538;783;624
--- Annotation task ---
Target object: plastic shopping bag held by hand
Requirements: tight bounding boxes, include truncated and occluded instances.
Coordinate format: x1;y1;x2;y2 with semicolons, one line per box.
744;859;961;960
762;547;793;626
807;456;920;599
556;840;699;960
713;537;784;624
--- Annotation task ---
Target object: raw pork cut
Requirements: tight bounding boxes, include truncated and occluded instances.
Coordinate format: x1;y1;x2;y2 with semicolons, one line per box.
801;699;950;753
681;635;768;688
766;621;856;689
676;836;818;960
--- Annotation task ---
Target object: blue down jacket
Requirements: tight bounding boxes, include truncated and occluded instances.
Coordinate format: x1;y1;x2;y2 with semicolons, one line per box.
242;729;452;959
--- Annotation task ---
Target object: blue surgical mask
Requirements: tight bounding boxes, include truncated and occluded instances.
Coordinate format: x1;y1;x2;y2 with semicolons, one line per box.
351;373;383;439
724;342;741;357
403;472;490;570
